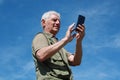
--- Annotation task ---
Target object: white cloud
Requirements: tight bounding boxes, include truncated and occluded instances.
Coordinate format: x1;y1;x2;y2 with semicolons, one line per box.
79;1;117;18
0;0;4;5
23;61;34;71
10;61;35;80
0;45;26;64
80;1;120;50
83;32;120;55
95;33;120;48
73;58;120;80
101;33;120;48
112;34;120;48
0;44;35;80
98;72;108;78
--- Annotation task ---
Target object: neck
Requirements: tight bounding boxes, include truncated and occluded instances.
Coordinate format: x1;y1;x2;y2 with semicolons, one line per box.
44;31;57;36
44;30;58;36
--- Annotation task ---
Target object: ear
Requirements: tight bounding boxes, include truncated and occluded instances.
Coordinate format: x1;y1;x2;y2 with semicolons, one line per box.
41;19;46;28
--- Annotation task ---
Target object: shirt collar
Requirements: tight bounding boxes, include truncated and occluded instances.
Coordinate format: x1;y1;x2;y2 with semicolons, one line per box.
43;32;58;40
43;32;55;38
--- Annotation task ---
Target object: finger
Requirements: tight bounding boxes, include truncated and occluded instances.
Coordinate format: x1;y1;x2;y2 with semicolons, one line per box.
76;27;84;32
76;33;80;39
68;23;75;32
78;24;85;29
69;23;75;29
77;25;85;32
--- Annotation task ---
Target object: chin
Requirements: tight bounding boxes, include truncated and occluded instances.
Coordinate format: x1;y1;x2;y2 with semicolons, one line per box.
52;30;59;35
54;28;59;32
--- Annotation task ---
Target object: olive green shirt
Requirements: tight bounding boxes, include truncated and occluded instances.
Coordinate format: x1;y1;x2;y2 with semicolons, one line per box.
32;32;73;80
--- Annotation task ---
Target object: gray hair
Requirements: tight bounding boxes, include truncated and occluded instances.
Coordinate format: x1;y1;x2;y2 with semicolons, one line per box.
41;11;60;21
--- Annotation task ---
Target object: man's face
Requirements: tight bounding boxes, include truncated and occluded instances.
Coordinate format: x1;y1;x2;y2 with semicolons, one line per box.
43;14;60;35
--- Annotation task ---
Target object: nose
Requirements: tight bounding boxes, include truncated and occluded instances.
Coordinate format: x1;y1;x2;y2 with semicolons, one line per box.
56;20;60;24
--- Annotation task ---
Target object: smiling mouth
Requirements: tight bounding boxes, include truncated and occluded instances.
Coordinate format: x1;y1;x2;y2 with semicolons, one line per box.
54;26;60;28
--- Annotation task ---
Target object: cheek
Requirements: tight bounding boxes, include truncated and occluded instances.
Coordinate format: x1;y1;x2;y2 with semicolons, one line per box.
47;22;52;26
47;22;54;27
45;22;54;29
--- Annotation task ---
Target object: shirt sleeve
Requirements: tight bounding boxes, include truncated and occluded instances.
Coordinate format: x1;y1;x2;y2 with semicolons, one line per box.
32;33;48;56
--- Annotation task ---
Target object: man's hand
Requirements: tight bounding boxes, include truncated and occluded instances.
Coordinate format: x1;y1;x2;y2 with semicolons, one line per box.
68;24;85;66
64;23;75;42
75;24;85;42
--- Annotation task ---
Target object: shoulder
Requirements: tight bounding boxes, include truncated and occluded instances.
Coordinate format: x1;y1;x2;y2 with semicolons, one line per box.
35;32;44;38
33;32;46;39
32;32;48;43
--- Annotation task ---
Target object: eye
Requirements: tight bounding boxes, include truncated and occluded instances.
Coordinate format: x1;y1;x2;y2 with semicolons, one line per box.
52;19;57;22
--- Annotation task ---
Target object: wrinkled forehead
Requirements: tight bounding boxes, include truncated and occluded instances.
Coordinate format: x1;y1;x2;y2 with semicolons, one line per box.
48;13;60;19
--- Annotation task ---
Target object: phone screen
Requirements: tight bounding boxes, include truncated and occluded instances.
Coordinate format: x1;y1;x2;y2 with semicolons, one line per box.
76;15;85;27
75;15;85;31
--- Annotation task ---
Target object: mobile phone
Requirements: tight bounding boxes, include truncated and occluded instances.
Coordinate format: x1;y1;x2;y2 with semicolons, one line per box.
75;15;85;31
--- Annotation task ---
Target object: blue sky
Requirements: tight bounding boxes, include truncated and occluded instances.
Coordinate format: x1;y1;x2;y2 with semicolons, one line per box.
0;0;120;80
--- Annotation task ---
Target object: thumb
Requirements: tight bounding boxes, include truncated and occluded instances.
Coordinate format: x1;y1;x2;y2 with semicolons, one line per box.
68;23;75;31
